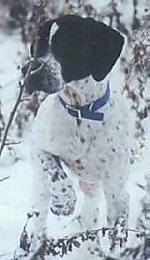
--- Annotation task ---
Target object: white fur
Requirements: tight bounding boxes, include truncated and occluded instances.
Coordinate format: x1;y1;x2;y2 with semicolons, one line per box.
49;22;59;45
31;75;135;225
28;71;136;259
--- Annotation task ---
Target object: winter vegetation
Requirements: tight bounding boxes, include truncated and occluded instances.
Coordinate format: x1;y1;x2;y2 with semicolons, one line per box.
0;0;149;259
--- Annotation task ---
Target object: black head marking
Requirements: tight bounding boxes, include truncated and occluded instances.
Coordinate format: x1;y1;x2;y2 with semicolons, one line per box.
51;15;124;82
26;15;124;94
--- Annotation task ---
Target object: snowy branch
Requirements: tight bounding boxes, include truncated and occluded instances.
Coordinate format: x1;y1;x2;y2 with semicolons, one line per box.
15;212;149;260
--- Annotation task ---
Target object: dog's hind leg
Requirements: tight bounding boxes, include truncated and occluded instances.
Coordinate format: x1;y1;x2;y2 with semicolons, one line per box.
74;180;105;259
103;176;129;249
79;180;101;230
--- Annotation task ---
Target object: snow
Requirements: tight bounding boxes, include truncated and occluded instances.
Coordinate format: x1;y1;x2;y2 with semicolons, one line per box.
0;2;149;259
0;144;33;254
0;33;32;257
0;31;27;119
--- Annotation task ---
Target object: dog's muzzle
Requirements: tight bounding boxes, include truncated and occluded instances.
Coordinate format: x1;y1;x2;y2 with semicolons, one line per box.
22;58;60;94
22;59;44;78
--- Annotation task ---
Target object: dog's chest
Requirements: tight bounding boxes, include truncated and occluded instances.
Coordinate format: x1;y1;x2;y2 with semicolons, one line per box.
33;95;99;156
32;87;134;181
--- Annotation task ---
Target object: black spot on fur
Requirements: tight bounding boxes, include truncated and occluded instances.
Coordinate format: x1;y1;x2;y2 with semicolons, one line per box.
112;148;116;153
51;171;59;182
75;159;81;164
80;136;85;143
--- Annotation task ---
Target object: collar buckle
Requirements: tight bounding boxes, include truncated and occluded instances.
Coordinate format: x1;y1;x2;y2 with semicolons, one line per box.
59;81;110;122
65;104;82;119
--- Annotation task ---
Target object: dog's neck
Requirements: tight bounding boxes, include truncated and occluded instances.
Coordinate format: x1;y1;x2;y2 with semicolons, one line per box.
59;76;108;107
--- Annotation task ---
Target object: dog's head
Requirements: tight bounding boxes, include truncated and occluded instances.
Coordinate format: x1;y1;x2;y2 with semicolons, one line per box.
23;15;124;94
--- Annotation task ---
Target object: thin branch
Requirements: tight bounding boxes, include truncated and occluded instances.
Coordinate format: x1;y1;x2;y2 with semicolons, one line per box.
0;253;12;259
18;212;148;259
0;176;10;182
0;82;24;157
20;98;30;102
4;141;21;146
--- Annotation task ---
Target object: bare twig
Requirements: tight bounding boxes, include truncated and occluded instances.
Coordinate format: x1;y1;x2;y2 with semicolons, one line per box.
4;141;21;146
0;176;10;182
0;82;24;157
20;98;30;102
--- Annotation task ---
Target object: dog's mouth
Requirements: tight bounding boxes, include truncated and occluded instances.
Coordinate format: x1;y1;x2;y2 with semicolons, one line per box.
22;59;60;94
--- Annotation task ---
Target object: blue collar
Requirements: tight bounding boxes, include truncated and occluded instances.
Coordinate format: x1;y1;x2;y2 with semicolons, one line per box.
59;82;110;121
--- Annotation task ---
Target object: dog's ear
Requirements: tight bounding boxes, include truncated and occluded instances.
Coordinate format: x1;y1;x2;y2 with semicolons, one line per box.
51;15;124;82
30;20;56;57
86;18;124;81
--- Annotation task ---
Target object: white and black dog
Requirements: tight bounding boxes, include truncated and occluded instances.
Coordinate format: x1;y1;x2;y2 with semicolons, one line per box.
23;15;135;252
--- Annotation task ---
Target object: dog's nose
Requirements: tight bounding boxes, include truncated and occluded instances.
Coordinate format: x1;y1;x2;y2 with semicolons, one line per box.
21;58;60;95
22;60;44;78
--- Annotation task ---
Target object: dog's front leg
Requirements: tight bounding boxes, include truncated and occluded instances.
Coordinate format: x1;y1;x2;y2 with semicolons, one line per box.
29;150;76;250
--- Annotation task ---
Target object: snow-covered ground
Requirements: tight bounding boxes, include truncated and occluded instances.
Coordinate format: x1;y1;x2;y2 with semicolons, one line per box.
0;1;149;259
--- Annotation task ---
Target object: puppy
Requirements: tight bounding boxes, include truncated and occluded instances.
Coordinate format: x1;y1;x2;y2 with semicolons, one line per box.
23;15;134;252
